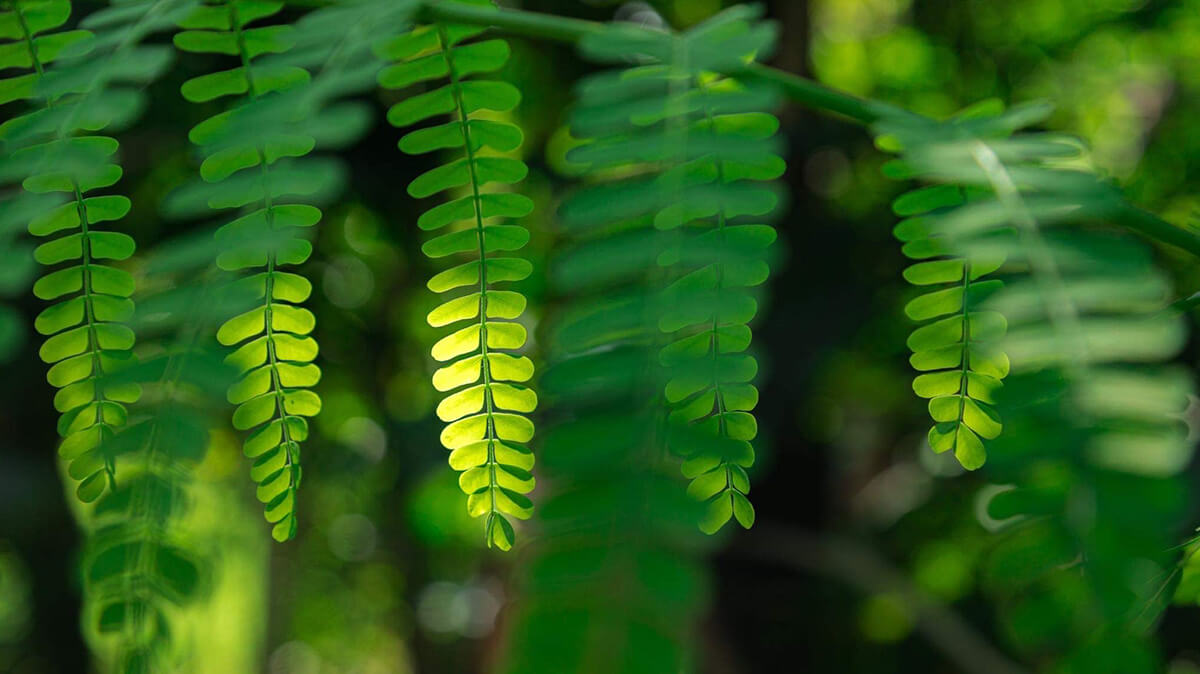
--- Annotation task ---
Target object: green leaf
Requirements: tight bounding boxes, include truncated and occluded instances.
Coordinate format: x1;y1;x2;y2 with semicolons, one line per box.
173;30;238;54
904;260;963;286
486;514;514;551
913;371;961;398
485;291;526;320
88;232;136;261
428;293;481;328
460;80;521;113
488;353;534;383
233;1;285;28
33;266;82;300
217;306;265;346
3;0;70;37
399;121;462;155
384;26;538;550
0;72;36;105
449;39;510;76
433;355;483;392
421;225;529;258
387;86;455;127
181;68;249;103
699;494;734;535
469;119;523;152
893;184;962;216
953;426;985;470
418;193;534;231
731;491;755;528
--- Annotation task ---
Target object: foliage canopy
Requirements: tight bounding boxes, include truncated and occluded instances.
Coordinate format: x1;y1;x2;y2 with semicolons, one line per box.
3;1;1200;672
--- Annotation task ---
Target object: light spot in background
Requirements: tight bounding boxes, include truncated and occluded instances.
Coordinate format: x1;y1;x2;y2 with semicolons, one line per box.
324;255;375;309
814;0;909;41
917;436;967;478
853;460;931;526
0;544;31;645
356;562;405;614
614;2;665;30
975;484;1018;532
407;470;481;547
417;582;468;636
872;28;939;88
812;40;873;96
799;395;844;444
459;584;502;638
834;406;886;461
858;593;913;643
355;635;414;674
269;641;322;674
386;369;437;422
912;541;974;600
338;416;388;463
672;0;719;27
342;207;383;257
804;147;853;198
417;580;502;639
328;514;378;562
1170;659;1200;674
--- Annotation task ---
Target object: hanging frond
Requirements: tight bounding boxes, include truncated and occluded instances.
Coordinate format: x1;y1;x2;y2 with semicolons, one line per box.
891;179;1009;470
878;103;1194;672
168;0;415;542
81;350;224;674
0;0;193;503
564;5;780;534
503;8;778;672
0;3;224;670
649;76;782;534
377;0;536;551
79;227;246;673
171;0;318;544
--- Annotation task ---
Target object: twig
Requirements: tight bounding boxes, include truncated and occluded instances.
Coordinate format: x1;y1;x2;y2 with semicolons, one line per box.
415;1;1200;259
741;525;1031;674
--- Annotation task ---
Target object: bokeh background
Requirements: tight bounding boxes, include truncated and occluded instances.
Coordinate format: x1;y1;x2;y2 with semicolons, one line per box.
5;0;1200;671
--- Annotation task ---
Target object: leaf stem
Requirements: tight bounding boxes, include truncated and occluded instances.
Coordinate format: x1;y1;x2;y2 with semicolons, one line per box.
231;3;299;511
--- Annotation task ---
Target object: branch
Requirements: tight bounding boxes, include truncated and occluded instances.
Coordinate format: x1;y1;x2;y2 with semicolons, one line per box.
417;1;1200;259
419;1;891;123
743;526;1031;674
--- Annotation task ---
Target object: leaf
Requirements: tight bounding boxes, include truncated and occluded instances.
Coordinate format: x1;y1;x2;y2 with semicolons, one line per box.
878;101;1199;670
418;193;533;230
168;0;410;547
487;514;515;550
382;21;538;549
700;494;734;535
731;491;755;528
181;68;249;103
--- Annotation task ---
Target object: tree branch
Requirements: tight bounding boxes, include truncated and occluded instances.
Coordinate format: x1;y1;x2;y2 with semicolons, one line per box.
417;1;1200;259
743;526;1031;674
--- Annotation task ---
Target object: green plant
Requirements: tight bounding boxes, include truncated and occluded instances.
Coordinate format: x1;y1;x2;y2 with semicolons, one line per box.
6;1;1200;672
380;0;538;550
892;177;1008;471
171;0;325;543
878;102;1192;670
1;0;198;503
167;0;415;541
503;8;782;669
